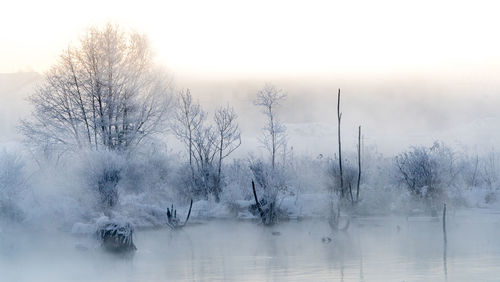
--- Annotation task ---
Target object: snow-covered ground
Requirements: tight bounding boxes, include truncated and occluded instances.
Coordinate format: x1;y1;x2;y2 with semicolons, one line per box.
61;186;500;234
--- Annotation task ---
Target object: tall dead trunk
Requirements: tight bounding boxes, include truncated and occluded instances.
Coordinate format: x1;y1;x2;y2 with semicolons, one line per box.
337;89;344;198
443;203;447;244
356;125;361;202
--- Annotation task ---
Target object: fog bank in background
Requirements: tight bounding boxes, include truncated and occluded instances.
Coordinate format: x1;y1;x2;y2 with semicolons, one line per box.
2;71;499;156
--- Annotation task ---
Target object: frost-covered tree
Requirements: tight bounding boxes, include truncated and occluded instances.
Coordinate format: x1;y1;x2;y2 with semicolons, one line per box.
214;105;241;184
253;84;287;169
191;123;219;198
171;89;206;178
172;91;241;201
21;23;172;153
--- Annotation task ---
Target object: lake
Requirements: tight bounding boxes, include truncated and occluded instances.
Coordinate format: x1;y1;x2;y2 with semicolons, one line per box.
2;208;500;281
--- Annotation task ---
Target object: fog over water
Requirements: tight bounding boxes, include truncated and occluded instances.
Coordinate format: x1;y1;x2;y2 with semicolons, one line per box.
2;2;500;281
3;212;500;281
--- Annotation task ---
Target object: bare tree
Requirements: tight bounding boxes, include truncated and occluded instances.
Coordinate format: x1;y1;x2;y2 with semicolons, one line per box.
191;124;221;199
214;105;241;183
172;92;241;201
253;84;287;169
20;23;172;153
171;89;206;177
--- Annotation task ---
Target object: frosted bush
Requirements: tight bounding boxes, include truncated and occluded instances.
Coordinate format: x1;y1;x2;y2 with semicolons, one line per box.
395;141;459;207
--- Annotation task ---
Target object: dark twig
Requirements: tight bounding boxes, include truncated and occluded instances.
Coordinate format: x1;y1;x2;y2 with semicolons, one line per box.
167;199;193;229
183;199;193;227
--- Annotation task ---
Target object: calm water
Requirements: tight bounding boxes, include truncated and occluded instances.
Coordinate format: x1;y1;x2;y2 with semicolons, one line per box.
2;209;500;281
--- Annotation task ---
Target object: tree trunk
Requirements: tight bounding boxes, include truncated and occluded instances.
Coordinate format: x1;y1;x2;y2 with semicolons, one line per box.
356;125;361;202
337;89;344;198
442;203;447;244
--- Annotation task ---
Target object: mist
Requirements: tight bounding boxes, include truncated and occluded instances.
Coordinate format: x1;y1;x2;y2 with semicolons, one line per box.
2;5;500;280
175;72;500;156
3;70;500;156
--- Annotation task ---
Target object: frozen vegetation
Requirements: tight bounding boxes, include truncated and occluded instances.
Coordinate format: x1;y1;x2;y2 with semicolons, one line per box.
2;24;500;281
1;24;500;233
3;138;500;233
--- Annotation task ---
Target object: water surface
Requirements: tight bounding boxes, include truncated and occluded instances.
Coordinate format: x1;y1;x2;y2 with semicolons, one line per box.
2;209;500;281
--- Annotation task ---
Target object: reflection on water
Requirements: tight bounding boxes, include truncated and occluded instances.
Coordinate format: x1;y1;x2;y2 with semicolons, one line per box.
2;209;500;281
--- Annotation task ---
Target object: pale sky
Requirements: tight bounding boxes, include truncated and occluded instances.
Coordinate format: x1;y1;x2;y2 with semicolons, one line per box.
2;0;500;78
2;0;500;155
